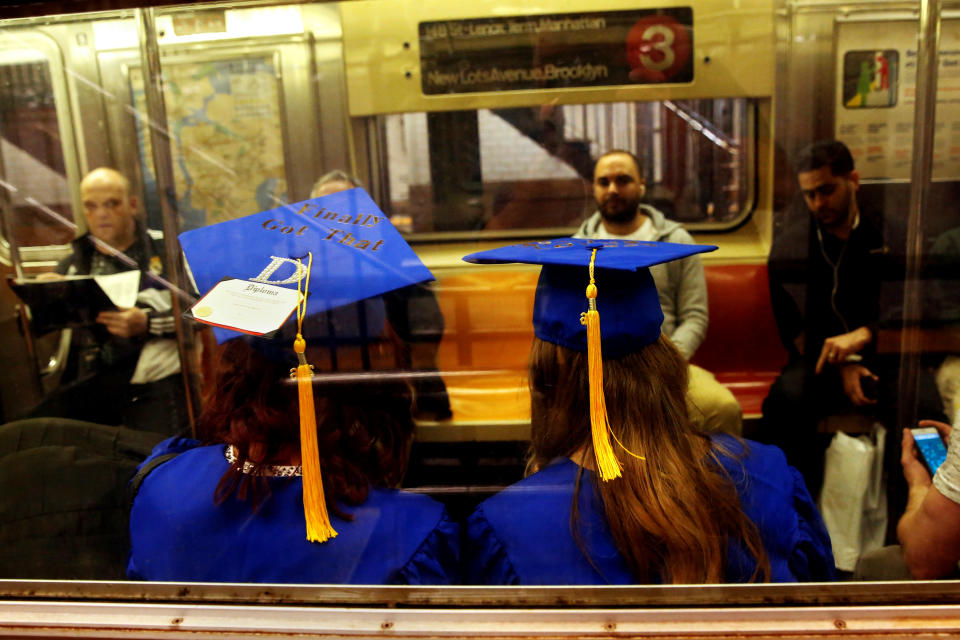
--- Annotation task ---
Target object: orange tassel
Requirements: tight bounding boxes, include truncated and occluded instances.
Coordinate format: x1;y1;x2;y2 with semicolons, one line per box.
292;252;336;543
583;281;622;482
294;337;337;543
580;248;645;480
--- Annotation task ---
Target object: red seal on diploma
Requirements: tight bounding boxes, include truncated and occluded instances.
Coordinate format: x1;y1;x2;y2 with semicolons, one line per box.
625;15;691;83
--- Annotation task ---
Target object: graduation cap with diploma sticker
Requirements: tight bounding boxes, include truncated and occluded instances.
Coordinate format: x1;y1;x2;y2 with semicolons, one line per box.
178;187;434;544
179;187;434;343
463;237;717;481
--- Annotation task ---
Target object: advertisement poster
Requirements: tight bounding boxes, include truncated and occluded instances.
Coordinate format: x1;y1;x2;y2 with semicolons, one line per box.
419;8;694;95
841;49;898;108
835;19;960;180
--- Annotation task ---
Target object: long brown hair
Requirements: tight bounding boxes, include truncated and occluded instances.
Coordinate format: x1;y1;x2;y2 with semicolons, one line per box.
199;336;414;517
528;335;770;583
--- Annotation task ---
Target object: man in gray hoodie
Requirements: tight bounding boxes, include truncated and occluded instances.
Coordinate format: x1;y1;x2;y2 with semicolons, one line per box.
574;150;741;435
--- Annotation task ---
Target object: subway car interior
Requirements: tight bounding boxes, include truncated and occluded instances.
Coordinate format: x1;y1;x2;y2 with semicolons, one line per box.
1;0;960;636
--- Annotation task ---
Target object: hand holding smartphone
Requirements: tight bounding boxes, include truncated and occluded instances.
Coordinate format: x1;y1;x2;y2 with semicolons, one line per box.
911;427;948;476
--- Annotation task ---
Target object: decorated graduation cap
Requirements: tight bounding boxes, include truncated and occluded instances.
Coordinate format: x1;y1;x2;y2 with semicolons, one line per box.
179;187;433;543
463;237;716;481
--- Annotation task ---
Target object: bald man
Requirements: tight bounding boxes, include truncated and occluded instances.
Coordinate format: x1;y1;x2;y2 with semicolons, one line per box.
310;169;362;199
43;168;185;434
71;168;149;337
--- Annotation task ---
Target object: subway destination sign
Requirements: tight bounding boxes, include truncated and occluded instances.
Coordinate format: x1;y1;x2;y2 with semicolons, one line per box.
419;8;694;95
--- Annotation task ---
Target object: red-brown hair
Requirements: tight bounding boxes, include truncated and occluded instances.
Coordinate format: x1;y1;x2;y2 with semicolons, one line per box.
199;336;414;516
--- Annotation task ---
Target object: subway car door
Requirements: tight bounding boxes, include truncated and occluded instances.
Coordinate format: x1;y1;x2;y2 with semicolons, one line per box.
0;29;83;422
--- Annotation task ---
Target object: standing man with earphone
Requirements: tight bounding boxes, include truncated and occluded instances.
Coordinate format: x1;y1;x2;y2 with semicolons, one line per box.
757;139;945;500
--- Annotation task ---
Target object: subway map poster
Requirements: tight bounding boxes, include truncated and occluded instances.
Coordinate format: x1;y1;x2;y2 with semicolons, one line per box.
130;56;287;231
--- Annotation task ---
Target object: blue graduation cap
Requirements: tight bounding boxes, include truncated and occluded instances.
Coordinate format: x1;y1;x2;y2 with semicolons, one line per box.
178;188;434;544
464;237;716;357
180;187;433;344
463;237;717;481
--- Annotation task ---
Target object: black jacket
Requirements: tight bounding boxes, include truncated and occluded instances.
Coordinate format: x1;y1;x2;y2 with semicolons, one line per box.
57;219;164;279
56;221;170;378
768;202;906;363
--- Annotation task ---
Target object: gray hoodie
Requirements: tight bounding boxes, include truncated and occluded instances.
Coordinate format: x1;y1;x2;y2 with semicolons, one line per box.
573;204;708;360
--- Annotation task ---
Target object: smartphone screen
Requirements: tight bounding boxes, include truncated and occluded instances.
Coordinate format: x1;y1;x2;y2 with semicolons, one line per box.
912;427;948;476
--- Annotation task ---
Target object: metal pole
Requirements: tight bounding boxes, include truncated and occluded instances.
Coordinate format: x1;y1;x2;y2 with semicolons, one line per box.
136;7;199;436
0;141;24;281
898;0;941;431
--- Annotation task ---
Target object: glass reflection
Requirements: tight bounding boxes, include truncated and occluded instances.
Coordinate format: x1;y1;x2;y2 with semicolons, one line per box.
0;0;955;595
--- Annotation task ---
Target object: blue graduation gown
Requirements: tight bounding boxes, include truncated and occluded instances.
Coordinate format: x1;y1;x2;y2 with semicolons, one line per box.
465;435;835;584
128;438;459;584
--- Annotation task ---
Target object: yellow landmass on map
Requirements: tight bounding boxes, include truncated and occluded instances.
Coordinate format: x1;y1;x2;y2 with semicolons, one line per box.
204;93;234;127
161;65;286;225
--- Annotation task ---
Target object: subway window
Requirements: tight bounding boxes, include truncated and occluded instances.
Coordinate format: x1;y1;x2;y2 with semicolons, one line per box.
0;60;73;249
380;99;753;237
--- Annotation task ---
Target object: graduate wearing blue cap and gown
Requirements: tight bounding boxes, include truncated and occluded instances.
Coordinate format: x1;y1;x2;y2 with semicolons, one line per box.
461;238;835;585
126;189;458;584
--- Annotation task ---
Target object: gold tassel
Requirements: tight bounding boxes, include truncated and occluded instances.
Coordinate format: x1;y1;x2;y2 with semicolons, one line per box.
294;337;337;543
581;250;622;481
292;252;337;543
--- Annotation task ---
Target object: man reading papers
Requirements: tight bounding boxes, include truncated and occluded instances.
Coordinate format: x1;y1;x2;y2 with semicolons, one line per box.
23;168;186;434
